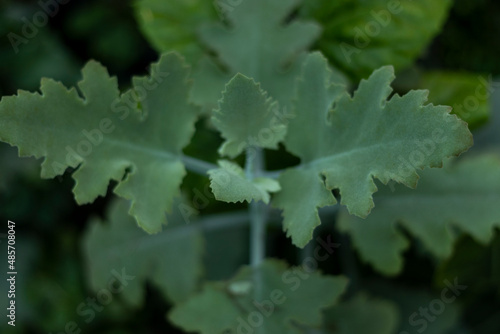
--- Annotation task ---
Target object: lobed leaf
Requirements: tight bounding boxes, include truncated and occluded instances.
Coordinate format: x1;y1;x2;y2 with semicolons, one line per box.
274;52;473;247
208;160;280;204
339;154;500;275
212;74;286;157
192;0;321;111
83;198;204;306
169;259;347;334
0;52;199;233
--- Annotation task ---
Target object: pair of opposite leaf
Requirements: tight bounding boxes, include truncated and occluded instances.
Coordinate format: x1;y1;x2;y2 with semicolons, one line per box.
0;51;472;248
211;52;472;248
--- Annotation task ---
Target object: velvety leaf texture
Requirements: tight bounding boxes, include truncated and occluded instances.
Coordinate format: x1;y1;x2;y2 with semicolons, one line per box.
83;198;203;306
208;160;280;204
192;0;321;110
274;52;473;247
212;74;286;157
0;52;198;234
339;154;500;275
169;259;347;334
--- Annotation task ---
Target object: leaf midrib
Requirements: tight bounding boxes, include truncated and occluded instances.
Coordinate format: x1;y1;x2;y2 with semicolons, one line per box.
301;140;403;170
103;136;179;162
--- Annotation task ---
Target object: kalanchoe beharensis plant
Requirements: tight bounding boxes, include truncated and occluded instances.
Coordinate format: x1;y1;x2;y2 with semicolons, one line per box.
2;0;500;333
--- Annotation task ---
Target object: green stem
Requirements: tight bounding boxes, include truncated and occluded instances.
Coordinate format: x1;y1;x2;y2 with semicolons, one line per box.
246;147;266;319
250;201;266;267
246;147;266;268
181;153;281;179
110;211;250;257
181;155;218;175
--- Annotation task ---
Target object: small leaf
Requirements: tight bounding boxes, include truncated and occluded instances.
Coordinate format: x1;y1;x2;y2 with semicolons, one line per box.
274;52;472;247
83;198;204;306
339;154;500;275
169;259;347;334
273;169;336;247
0;52;199;233
208;160;280;204
212;74;287;157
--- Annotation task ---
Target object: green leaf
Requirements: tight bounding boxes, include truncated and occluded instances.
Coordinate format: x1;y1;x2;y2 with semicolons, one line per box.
323;294;399;334
301;0;452;79
169;259;347;334
212;74;287;157
339;154;500;275
274;52;472;247
0;52;199;234
134;0;216;63
208;160;280;204
83;198;204;306
273;169;336;248
193;0;321;110
418;71;491;129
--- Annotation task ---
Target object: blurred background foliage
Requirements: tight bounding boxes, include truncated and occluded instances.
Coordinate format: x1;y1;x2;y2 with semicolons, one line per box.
0;0;499;333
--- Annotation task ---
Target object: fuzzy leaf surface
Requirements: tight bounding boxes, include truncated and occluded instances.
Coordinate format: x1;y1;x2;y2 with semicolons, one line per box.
193;0;321;110
0;53;198;233
169;259;347;334
274;52;473;247
339;154;500;275
208;160;280;204
83;198;203;306
212;74;286;157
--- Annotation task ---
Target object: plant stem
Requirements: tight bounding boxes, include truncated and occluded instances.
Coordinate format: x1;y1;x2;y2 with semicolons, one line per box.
133;211;250;252
181;153;282;179
181;154;218;175
250;201;267;267
246;147;267;322
246;147;266;268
